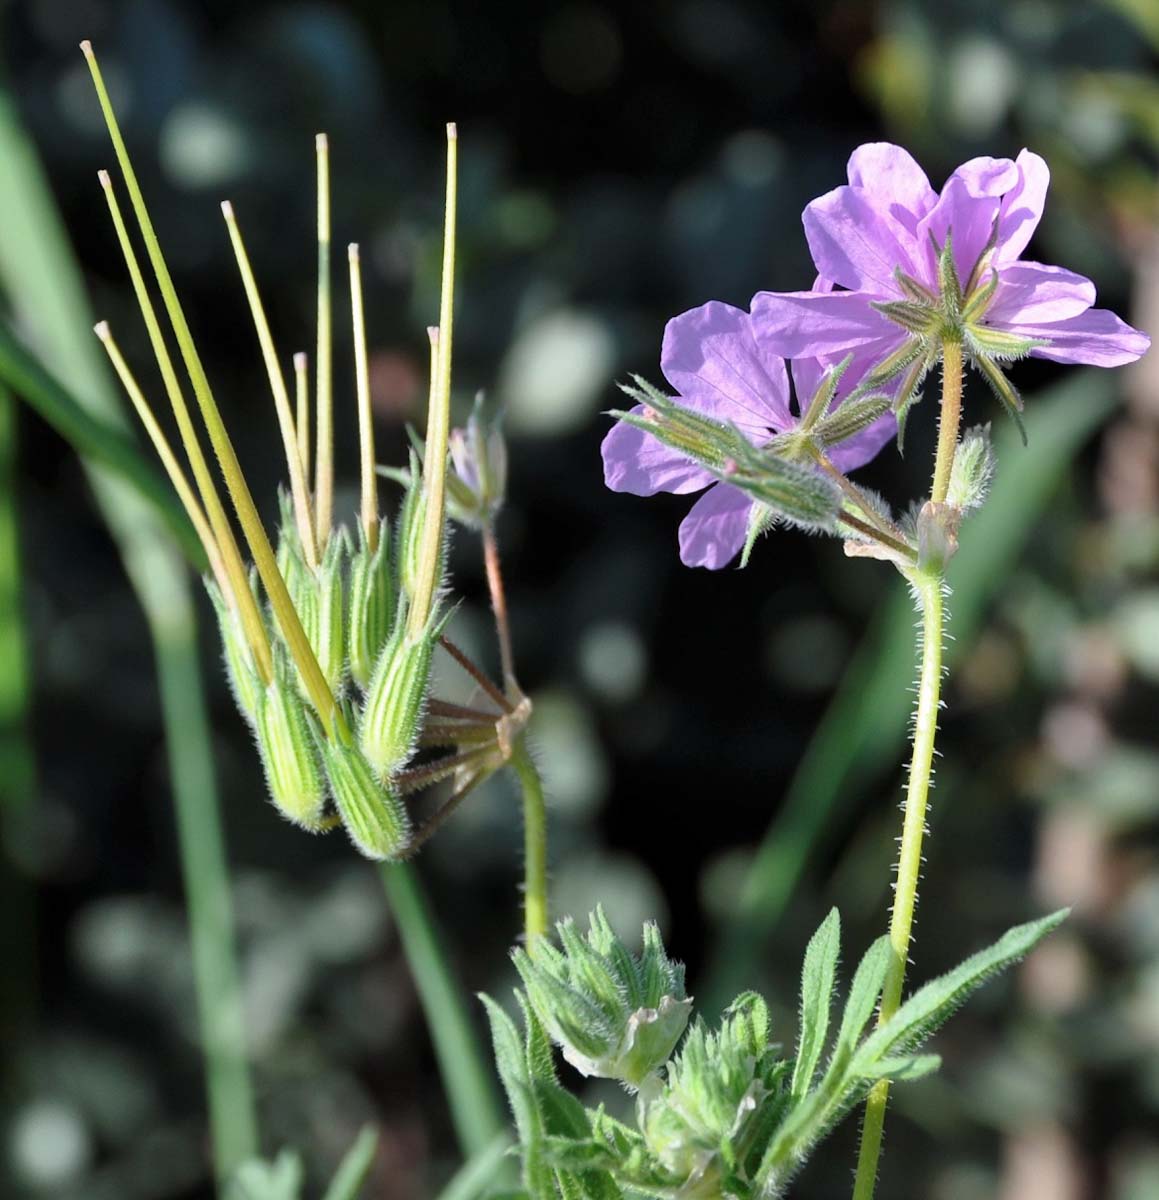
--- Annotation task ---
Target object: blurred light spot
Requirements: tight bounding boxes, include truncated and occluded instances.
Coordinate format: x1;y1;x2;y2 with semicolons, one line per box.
302;870;390;964
553;851;668;935
529;691;609;819
956;630;1021;706
1062;625;1126;699
698;846;754;922
1061;93;1128;159
1041;702;1108;769
500;309;615;436
998;1123;1086;1200
1019;934;1091;1015
947;37;1016;137
578;621;647;702
540;5;623;94
673;0;756;67
720;130;782;189
496;191;557;249
1033;807;1110;916
58;59;130;136
766;614;847;692
667;177;727;241
1114;589;1159;682
160;102;251;189
9;1100;91;1188
370;350;423;421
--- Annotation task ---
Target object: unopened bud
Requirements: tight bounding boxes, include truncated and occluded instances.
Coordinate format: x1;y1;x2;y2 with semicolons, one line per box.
946;425;994;514
347;520;395;690
446;393;508;528
358;608;445;778
254;664;326;829
320;730;411;860
513;908;691;1090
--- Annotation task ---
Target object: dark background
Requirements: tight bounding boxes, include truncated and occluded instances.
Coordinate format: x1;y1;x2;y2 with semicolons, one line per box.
2;1;1158;1197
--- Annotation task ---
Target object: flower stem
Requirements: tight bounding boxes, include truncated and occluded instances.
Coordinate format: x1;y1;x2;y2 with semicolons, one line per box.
379;862;505;1157
510;739;549;950
851;567;945;1200
931;337;963;505
482;521;516;693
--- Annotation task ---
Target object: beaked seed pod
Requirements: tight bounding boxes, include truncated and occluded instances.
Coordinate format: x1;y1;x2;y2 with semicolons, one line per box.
308;530;347;695
254;663;326;829
207;578;263;725
396;449;427;603
358;607;444;779
320;729;411;860
347;519;394;690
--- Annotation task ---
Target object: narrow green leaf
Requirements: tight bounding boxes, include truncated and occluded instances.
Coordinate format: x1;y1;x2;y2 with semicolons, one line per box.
870;300;941;336
834;935;890;1060
225;1151;304;1200
320;1126;378;1200
0;322;204;565
855;910;1068;1069
815;395;892;448
859;1053;941;1082
481;994;554;1199
790;908;840;1099
966;325;1043;361
433;1135;513;1200
972;354;1028;446
936;230;963;316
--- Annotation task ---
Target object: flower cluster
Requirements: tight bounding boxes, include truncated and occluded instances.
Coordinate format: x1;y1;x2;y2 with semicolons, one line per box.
602;144;1149;568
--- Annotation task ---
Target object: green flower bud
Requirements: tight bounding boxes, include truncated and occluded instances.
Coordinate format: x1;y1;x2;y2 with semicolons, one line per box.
207;578;263;724
347;520;394;690
358;607;445;779
254;661;326;830
946;424;994;515
640;992;788;1197
513;908;692;1090
319;727;411;860
446;392;507;528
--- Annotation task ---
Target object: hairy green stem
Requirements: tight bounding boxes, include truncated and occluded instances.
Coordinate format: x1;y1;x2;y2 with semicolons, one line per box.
510;740;549;949
851;569;945;1200
380;863;505;1157
931;338;963;504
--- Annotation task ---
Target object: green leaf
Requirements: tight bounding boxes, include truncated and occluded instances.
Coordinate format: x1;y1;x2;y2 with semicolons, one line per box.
0;321;204;566
321;1126;378;1200
946;424;995;514
972;353;1028;446
433;1135;513;1200
834;935;890;1060
481;994;555;1200
815;395;892;448
225;1151;304;1200
870;300;942;336
855;910;1068;1069
859;1053;941;1082
790;908;840;1099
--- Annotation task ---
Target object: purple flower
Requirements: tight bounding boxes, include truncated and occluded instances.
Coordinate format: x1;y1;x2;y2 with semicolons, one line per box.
600;301;894;569
752;144;1149;372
